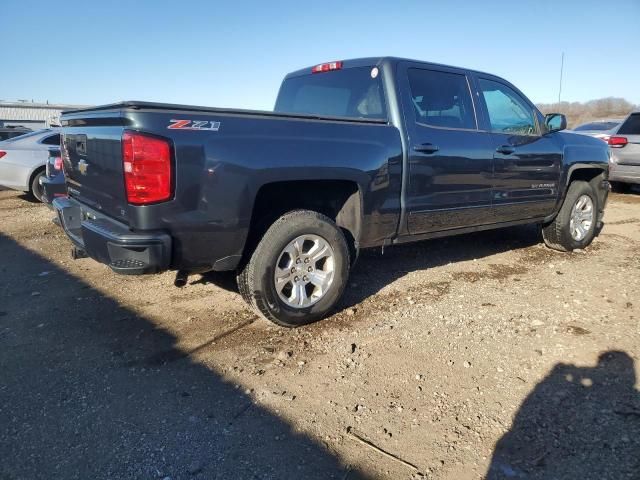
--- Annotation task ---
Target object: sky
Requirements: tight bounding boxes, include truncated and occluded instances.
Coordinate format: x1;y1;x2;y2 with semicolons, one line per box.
2;0;639;110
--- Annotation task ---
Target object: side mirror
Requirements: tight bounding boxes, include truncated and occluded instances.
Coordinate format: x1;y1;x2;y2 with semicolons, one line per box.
545;113;567;132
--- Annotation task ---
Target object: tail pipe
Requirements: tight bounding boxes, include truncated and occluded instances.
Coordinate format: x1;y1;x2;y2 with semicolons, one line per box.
174;270;189;288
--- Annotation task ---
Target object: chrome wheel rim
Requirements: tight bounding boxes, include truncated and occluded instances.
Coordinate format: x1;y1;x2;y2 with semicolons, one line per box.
274;234;335;308
569;194;594;241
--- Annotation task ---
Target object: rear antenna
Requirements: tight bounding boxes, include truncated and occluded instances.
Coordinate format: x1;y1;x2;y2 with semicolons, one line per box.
558;52;564;104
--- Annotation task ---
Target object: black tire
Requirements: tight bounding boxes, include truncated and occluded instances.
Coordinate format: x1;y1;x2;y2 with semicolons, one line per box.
237;210;350;327
609;181;629;193
542;180;598;252
29;169;45;202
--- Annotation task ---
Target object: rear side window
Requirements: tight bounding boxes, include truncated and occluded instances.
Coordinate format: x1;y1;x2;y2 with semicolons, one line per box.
275;67;386;120
41;134;61;145
408;69;476;129
618;113;640;135
479;79;538;135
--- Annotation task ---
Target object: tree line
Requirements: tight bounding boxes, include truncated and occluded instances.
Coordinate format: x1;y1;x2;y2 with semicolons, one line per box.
536;97;637;128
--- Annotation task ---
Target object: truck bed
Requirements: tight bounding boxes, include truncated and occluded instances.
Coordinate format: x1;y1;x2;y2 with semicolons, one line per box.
61;101;388;124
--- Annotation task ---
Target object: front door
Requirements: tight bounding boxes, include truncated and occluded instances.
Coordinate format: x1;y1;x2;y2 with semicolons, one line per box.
399;63;495;234
475;76;561;222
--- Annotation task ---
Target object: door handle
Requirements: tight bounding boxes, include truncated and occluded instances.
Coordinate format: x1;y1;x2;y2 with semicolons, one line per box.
414;143;439;154
496;145;515;155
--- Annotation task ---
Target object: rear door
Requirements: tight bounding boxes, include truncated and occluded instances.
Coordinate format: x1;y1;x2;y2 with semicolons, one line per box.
614;113;640;166
473;76;561;222
398;62;494;234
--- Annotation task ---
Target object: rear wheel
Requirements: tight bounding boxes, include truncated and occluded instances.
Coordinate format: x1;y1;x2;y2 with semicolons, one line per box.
542;180;598;251
28;169;45;202
237;210;350;327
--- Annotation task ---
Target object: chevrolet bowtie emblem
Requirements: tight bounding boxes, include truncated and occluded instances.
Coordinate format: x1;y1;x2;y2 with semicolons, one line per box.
78;159;88;175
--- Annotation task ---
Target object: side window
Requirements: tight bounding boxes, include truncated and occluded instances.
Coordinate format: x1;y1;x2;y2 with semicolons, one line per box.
618;113;640;135
407;68;476;130
41;134;61;145
479;79;538;135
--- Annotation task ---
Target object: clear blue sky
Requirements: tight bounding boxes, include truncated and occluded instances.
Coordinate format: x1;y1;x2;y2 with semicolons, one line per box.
2;0;639;109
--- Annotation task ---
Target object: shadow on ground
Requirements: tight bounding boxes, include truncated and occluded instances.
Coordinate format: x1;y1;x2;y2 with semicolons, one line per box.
486;351;640;479
0;233;368;480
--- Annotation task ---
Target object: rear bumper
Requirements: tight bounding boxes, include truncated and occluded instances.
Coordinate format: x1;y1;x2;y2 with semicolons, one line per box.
609;163;640;185
40;175;67;209
53;196;171;275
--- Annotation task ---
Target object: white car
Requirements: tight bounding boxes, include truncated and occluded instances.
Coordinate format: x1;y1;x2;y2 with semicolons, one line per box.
0;129;61;201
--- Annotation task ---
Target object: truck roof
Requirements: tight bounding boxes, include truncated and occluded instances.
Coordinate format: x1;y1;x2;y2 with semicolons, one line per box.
284;56;500;79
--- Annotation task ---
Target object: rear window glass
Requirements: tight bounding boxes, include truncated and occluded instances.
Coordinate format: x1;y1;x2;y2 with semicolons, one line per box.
618;114;640;135
41;134;61;145
275;67;386;120
574;122;620;131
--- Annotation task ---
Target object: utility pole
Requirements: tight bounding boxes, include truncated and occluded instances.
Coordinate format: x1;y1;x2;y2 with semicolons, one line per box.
558;52;564;104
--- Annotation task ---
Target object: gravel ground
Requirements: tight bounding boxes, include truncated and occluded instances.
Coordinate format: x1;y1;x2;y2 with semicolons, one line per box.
1;189;639;480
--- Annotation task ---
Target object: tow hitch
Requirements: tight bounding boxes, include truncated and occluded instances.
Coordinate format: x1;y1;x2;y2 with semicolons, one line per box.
71;247;88;260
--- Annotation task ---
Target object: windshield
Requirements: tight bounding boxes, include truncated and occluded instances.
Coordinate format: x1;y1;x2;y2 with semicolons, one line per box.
275;66;386;120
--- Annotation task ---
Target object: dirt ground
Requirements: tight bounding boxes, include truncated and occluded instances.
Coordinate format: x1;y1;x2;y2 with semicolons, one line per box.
1;189;639;480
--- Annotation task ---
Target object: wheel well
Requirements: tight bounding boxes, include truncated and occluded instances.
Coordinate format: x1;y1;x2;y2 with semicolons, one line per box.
243;180;362;265
569;168;605;185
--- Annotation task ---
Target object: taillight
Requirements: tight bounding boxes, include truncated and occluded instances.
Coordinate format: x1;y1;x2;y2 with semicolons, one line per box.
122;131;172;205
0;151;6;159
53;157;63;171
311;61;343;73
608;136;628;148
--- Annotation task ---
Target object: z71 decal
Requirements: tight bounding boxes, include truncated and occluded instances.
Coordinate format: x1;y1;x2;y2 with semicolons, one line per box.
168;119;221;131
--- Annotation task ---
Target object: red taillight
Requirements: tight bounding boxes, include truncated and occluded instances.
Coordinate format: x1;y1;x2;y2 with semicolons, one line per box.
122;131;172;205
608;136;628;148
0;151;6;159
53;157;63;171
311;61;343;73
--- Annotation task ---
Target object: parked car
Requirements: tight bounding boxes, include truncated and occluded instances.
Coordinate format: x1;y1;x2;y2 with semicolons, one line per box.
41;147;67;208
54;57;610;326
606;112;640;187
572;119;624;141
0;129;61;201
0;126;32;141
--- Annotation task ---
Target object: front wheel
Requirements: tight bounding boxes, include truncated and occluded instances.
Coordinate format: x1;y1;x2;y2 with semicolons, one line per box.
237;210;350;327
542;180;598;251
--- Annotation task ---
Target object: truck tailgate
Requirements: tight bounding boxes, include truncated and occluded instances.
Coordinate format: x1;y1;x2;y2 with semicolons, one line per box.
62;126;129;223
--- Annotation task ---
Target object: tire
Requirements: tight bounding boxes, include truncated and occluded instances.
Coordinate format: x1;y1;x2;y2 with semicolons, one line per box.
609;181;629;193
237;209;350;327
542;180;598;251
29;169;45;202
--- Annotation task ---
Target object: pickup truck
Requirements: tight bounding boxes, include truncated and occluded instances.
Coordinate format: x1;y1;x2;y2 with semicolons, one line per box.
54;57;610;327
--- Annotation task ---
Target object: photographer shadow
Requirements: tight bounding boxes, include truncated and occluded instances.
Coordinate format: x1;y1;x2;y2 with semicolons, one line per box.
486;351;640;479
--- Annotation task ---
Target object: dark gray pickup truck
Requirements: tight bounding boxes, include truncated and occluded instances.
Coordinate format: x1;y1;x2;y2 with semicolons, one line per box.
54;57;610;326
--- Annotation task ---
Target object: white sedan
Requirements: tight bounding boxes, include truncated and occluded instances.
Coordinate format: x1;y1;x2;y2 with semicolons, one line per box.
0;129;61;201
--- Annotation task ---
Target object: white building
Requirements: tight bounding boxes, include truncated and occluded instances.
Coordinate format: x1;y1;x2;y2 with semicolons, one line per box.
0;101;90;129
